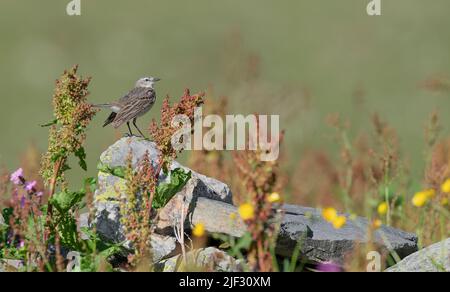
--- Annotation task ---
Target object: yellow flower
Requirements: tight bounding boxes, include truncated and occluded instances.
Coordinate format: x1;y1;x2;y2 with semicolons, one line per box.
441;197;449;206
192;223;205;237
238;203;255;220
412;192;429;207
322;207;338;223
267;192;281;203
372;219;382;229
332;216;346;229
229;212;237;220
441;179;450;194
377;202;388;216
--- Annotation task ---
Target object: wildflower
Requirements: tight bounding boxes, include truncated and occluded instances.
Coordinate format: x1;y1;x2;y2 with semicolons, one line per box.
192;223;205;237
238;203;255;220
441;179;450;194
267;192;281;203
10;168;23;185
412;192;429;207
25;181;37;192
332;216;346;229
372;219;382;229
322;207;338;223
316;262;341;272
20;196;26;208
229;212;237;220
377;202;388;216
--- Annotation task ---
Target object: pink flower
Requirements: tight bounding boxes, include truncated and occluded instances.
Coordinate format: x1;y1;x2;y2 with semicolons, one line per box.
316;262;342;272
36;192;43;197
25;181;37;192
10;168;24;185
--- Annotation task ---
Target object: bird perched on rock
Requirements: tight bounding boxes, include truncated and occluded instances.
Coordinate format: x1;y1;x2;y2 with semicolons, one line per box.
94;77;160;137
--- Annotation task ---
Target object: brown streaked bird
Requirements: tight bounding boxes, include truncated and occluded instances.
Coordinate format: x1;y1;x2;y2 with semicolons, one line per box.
94;77;160;137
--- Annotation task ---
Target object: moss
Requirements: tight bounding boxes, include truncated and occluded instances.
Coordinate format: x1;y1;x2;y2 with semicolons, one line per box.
95;172;127;202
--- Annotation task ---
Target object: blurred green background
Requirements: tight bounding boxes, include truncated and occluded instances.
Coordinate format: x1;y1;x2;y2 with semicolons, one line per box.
1;0;450;184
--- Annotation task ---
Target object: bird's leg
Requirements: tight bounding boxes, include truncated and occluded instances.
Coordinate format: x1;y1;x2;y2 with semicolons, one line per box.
126;122;134;137
133;118;147;139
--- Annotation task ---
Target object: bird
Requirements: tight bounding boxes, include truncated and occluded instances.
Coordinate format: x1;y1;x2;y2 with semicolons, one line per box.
94;77;160;137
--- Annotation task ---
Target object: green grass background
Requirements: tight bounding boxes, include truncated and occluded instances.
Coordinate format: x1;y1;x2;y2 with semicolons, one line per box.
1;0;450;186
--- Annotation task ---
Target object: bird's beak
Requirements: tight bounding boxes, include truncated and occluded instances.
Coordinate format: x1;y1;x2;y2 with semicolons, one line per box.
153;77;161;82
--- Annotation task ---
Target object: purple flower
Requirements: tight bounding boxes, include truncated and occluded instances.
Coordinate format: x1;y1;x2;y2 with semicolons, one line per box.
10;168;24;185
19;240;25;249
316;262;342;272
25;181;37;192
20;195;26;208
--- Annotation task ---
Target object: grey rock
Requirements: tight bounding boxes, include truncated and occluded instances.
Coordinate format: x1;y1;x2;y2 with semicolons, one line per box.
155;247;243;272
79;211;177;263
386;238;449;272
191;198;418;264
191;197;247;237
94;137;232;243
149;234;178;263
93;137;418;265
279;204;418;263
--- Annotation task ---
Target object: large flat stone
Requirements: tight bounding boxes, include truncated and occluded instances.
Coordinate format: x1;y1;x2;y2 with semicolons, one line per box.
191;198;418;263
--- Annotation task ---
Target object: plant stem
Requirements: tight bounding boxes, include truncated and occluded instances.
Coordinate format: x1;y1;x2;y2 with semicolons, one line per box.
47;158;64;217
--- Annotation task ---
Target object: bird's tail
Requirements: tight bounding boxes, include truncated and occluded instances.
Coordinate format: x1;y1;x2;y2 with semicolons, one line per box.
92;103;113;108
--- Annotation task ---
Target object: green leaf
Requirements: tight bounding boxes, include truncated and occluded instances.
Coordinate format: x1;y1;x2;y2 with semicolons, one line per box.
153;168;191;209
50;191;85;214
84;177;97;193
234;232;252;251
75;147;87;171
2;207;13;224
97;162;126;179
40;119;57;127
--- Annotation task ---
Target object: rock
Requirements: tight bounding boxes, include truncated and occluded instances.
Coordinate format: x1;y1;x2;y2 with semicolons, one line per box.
93;137;418;266
191;198;418;264
385;238;449;272
0;259;24;272
191;198;247;237
94;137;232;242
279;204;418;263
155;247;243;272
0;214;5;226
149;234;178;263
79;212;177;263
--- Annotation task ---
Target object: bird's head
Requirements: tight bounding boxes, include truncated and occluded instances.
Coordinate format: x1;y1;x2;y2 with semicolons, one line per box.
136;76;161;88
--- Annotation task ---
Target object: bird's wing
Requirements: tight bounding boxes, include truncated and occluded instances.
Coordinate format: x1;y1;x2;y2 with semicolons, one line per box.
118;87;145;104
112;88;155;129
